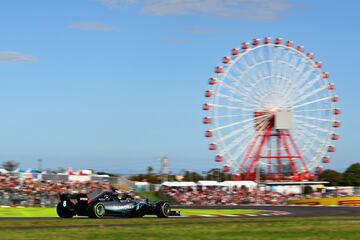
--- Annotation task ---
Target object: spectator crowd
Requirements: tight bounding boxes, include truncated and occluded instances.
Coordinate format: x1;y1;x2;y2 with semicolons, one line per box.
0;174;116;207
1;172;357;207
160;185;341;206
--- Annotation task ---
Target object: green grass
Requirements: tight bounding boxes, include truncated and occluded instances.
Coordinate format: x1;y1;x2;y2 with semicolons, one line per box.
0;208;57;217
0;217;359;240
1;208;359;240
0;208;262;217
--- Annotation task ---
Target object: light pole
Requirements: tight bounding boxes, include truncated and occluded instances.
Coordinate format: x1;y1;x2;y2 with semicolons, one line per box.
37;159;43;172
160;156;169;182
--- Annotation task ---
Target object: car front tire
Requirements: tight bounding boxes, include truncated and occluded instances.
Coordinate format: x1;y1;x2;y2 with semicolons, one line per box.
156;201;170;218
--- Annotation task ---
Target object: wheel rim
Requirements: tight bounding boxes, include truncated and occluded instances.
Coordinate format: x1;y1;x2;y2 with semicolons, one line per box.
95;204;105;216
162;204;170;215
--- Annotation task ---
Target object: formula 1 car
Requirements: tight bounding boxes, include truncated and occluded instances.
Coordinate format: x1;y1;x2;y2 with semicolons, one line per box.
56;191;180;218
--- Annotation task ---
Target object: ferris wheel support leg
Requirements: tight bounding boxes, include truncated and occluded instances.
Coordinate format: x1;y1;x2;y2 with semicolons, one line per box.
267;138;272;177
276;132;281;179
287;132;310;175
247;126;272;178
238;132;261;174
281;130;298;178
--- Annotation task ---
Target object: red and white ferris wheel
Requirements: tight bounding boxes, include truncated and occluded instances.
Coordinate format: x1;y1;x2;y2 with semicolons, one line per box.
203;37;340;181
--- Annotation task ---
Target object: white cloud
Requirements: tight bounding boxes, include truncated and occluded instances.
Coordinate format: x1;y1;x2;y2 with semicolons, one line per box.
69;22;121;32
98;0;138;9
172;38;189;45
98;0;119;9
125;0;293;21
185;26;240;35
124;0;138;4
0;51;37;63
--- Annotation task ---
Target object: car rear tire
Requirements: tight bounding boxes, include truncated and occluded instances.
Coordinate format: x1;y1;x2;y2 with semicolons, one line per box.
57;201;75;218
156;201;170;218
88;202;106;218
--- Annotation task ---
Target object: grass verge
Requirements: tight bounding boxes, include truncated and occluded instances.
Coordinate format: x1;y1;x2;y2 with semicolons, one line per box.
0;217;359;240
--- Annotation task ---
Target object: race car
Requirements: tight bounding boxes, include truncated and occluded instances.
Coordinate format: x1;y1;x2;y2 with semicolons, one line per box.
56;191;180;218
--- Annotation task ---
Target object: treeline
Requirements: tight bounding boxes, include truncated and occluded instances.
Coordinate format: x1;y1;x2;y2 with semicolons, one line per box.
129;167;232;184
3;160;359;186
130;163;360;186
318;163;360;186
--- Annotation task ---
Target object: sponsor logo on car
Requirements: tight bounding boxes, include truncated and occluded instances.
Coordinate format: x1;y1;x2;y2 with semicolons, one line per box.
106;204;134;211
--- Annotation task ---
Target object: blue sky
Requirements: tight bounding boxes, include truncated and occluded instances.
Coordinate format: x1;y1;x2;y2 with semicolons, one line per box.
0;0;359;174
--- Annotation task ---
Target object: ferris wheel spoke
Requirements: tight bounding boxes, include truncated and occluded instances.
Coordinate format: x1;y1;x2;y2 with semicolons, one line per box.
231;64;246;76
294;108;332;113
218;130;254;155
227;73;241;83
236;90;265;109
237;74;284;105
213;120;256;144
210;116;261;132
226;161;240;169
283;75;315;103
301;141;327;163
216;79;244;96
241;87;267;107
293;59;310;80
248;48;261;67
213;115;270;141
212;114;251;119
232;133;261;168
217;79;261;109
294;122;330;144
285;68;316;98
245;64;299;101
292;96;332;109
294;114;333;123
294;118;332;134
291;75;323;101
229;60;272;80
211;103;252;111
216;92;263;109
295;65;319;86
233;59;297;86
293;129;323;152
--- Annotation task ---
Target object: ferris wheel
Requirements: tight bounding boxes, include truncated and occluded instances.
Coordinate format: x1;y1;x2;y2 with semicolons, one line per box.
203;37;340;181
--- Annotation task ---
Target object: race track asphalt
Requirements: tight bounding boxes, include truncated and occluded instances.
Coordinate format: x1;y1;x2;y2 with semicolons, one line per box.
0;205;359;221
175;205;360;218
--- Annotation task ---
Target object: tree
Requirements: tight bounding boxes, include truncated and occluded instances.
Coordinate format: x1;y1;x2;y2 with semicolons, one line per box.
96;171;119;177
343;163;360;186
1;161;19;171
318;169;343;186
303;185;313;195
206;168;231;181
147;166;154;175
129;173;161;184
182;171;204;182
128;166;161;184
